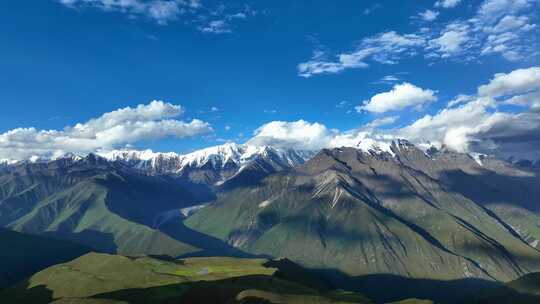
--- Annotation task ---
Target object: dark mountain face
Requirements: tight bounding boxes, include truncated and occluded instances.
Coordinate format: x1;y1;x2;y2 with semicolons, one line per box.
186;143;540;283
0;229;90;288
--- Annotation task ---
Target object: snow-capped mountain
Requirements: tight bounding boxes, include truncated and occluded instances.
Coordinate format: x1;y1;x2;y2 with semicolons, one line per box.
0;143;314;184
97;143;314;176
3;138;536;177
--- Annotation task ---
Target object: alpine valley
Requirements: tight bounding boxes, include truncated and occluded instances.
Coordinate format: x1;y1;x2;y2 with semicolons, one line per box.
1;139;540;303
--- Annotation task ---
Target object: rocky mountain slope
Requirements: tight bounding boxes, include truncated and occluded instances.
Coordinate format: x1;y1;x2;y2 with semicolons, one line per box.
0;144;310;258
186;140;540;283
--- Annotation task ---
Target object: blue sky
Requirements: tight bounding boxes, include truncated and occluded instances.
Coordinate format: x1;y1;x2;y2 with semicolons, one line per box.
0;0;539;160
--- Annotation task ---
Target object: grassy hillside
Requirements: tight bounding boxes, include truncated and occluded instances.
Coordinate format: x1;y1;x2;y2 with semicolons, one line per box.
0;229;90;288
0;252;372;304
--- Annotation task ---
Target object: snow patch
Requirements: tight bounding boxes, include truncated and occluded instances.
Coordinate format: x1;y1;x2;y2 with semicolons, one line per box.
469;153;486;166
180;204;209;217
357;137;395;157
259;196;278;208
331;188;343;209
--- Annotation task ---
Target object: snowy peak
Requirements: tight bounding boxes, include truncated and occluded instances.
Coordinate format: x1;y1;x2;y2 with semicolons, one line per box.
179;143;312;170
180;142;246;169
93;143;313;175
356;138;396;156
353;138;426;158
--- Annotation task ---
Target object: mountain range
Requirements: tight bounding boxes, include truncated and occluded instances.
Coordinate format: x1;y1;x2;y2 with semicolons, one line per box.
1;140;540;303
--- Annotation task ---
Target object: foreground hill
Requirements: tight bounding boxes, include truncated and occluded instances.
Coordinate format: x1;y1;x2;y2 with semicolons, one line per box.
0;229;90;288
0;252;372;304
186;143;540;287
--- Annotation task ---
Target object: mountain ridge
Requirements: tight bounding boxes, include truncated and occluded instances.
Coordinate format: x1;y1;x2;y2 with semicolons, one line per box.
185;144;540;283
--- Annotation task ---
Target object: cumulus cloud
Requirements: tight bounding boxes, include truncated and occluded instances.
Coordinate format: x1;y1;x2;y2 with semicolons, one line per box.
397;97;495;152
478;66;540;97
252;66;540;161
477;0;534;23
247;120;333;151
428;23;473;57
246;119;395;152
357;83;437;113
396;66;540;157
0;101;212;160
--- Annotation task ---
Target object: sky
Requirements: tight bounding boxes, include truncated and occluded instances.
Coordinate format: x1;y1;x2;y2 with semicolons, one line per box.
0;0;539;160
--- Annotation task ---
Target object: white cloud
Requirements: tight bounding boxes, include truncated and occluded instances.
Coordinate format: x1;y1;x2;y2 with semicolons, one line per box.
435;0;462;9
477;0;533;23
0;101;212;160
246;66;540;160
490;15;532;33
298;32;425;77
397;97;495;152
199;20;231;34
196;6;256;34
429;23;472;57
336;100;348;108
298;0;539;77
298;50;369;78
381;75;400;82
374;75;401;85
248;67;540;161
59;0;253;32
447;94;474;107
246;119;395;152
247;120;335;150
478;66;540;97
419;10;439;22
395;66;540;157
432;30;468;53
357;83;437;113
502;90;540;108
